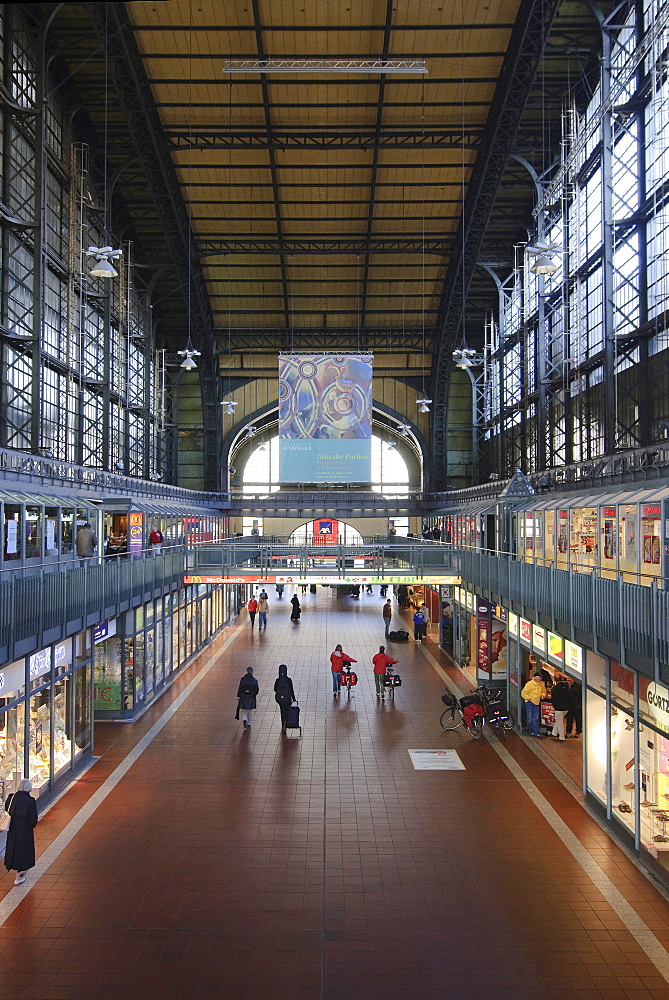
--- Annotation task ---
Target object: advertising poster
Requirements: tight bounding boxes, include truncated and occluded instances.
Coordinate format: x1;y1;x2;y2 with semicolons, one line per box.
128;511;143;557
476;598;492;678
278;352;373;483
313;519;338;546
547;632;564;666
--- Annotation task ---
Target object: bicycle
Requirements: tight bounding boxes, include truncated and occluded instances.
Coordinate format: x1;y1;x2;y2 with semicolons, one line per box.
440;691;485;739
339;661;358;698
440;685;514;739
383;665;402;700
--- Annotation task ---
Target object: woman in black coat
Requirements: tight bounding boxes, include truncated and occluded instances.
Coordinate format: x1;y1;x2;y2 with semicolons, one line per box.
290;594;301;620
274;663;296;729
4;778;38;885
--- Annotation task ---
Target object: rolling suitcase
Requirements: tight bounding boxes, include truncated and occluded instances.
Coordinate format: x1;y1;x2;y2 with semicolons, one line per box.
284;702;302;736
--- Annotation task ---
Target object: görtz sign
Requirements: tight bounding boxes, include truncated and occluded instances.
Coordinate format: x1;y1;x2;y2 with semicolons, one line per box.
646;682;669;726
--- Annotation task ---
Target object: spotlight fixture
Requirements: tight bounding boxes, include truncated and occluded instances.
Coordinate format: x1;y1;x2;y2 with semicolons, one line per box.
39;448;54;459
397;423;412;437
221;58;428;75
149;472;162;481
178;347;201;370
228;466;237;476
246;425;257;438
386;440;398;450
417;397;432;413
86;246;122;279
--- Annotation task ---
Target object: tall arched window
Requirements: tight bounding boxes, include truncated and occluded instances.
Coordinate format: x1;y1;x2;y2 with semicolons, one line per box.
242;434;409;495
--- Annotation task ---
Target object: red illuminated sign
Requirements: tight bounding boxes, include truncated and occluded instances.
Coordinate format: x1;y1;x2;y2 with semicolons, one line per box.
603;508;616;517
644;506;661;516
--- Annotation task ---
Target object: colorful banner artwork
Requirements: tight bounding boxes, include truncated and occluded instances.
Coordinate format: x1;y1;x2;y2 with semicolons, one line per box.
278;353;373;483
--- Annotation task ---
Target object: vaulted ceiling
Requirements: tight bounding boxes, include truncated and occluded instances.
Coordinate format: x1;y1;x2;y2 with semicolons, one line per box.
46;0;606;385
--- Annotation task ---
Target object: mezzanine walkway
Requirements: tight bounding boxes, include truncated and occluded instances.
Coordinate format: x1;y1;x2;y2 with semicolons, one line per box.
1;590;669;1000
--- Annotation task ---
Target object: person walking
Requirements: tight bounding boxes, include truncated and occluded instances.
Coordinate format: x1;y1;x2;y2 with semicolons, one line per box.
300;582;307;595
330;644;357;696
520;672;547;737
247;595;258;628
3;779;38;886
380;583;388;597
276;583;284;599
382;599;393;637
566;679;583;737
75;522;97;563
550;674;570;742
290;594;301;621
397;583;409;610
366;584;373;594
149;525;164;553
236;666;259;729
274;663;296;730
372;645;398;699
412;606;426;641
258;595;269;630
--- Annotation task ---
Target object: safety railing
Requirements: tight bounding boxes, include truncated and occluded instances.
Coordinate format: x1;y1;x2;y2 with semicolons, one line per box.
0;546;186;666
190;538;462;578
460;549;665;674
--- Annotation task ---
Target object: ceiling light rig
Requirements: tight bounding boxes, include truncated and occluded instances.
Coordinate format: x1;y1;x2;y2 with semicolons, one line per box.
452;347;483;368
526;241;561;275
397;423;412;437
85;245;122;279
221;59;427;75
177;346;201;370
416;397;432;414
220;399;238;415
246;425;257;439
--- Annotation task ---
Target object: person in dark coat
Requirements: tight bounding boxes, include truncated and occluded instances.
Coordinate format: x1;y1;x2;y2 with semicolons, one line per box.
566;679;583;737
550;675;571;742
236;666;259;729
4;778;38;885
290;594;301;620
274;663;296;730
397;584;409;610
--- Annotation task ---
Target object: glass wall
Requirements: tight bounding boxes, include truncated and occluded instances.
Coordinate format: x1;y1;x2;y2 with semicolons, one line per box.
93;584;228;720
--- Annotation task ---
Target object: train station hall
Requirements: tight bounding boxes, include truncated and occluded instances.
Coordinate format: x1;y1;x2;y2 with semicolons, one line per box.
2;1;669;998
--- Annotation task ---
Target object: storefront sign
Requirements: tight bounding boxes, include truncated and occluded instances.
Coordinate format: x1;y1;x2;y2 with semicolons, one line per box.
519;618;531;645
93;619;117;644
184;574;462;586
532;625;546;654
128;511;143;558
0;660;26;696
466;591;475;612
547;632;563;665
646;682;669;726
564;640;583;678
28;647;50;680
495;605;507;623
440;586;453;599
507;612;518;637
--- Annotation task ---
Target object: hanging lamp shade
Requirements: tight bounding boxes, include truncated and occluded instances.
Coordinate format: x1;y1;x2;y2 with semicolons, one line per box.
530;254;559;275
90;257;119;279
179;355;198;370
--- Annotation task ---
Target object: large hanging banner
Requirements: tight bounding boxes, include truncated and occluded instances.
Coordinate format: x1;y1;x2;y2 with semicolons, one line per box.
278;352;373;483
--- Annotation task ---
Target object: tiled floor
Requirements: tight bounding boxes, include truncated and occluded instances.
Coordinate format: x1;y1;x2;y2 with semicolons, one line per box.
2;587;669;999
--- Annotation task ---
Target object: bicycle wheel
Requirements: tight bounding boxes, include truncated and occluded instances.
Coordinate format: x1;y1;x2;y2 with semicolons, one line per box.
502;717;515;731
469;718;484;739
440;708;461;731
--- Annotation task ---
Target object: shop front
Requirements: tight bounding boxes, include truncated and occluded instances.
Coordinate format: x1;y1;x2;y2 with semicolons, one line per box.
0;634;92;802
93;583;227;720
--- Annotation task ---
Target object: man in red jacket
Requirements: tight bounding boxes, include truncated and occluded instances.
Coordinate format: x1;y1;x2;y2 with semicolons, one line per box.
372;645;398;699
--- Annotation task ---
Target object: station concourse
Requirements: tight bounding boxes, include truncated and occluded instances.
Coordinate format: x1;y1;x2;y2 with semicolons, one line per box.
1;588;669;1000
